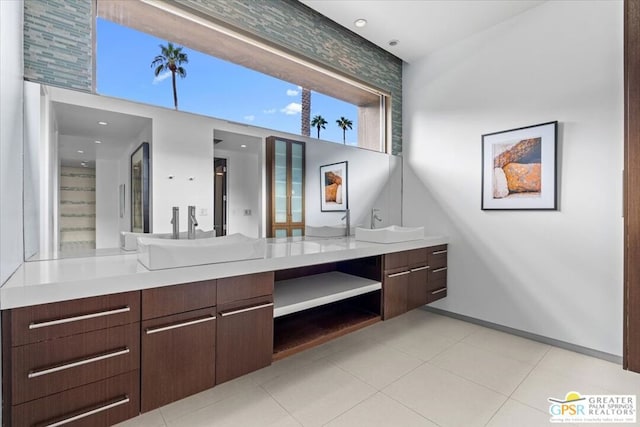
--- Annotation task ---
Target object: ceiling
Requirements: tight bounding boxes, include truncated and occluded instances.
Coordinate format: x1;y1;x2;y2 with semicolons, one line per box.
53;102;151;168
300;0;545;63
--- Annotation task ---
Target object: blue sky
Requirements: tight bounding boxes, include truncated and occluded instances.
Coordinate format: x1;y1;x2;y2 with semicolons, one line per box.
96;18;358;145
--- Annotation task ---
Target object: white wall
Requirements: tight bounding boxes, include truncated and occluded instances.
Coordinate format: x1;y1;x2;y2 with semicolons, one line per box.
215;148;260;237
403;0;623;355
0;0;24;284
96;158;120;248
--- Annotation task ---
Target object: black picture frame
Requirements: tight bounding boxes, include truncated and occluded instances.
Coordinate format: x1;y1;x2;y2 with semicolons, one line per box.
481;121;558;210
320;161;348;212
131;142;150;232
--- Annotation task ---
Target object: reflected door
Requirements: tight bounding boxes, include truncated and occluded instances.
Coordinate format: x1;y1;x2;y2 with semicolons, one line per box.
214;158;227;236
266;137;305;237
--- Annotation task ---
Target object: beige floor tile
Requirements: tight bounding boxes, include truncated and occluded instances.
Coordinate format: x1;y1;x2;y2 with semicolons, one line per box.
383;363;507;427
408;312;482;341
262;359;376;427
537;347;640;394
430;342;534;395
324;392;438;427
165;387;296;427
512;366;612;413
462;327;551;365
485;399;554;427
325;338;424;389
114;409;166;427
159;374;255;422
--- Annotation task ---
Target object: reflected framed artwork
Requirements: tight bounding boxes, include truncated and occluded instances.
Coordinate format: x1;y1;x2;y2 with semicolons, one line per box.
320;161;348;212
131;142;150;232
481;121;558;210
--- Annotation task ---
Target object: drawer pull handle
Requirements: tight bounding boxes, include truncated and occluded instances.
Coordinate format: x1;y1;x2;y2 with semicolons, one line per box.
146;315;216;334
220;302;274;317
29;306;131;330
432;249;448;255
28;348;130;379
44;395;130;427
431;267;448;273
388;271;411;278
431;287;447;295
410;266;429;272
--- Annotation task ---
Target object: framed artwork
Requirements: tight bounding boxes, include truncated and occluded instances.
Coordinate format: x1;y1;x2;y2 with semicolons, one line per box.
481;121;558;210
320;161;348;212
131;142;150;232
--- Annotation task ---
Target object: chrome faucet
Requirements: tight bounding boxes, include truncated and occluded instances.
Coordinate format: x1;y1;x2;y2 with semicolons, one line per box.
371;208;382;229
341;209;351;236
171;206;179;239
188;205;198;239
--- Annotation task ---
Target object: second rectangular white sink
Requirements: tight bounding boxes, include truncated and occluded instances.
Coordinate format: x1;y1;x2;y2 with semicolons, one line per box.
355;225;424;244
137;233;266;270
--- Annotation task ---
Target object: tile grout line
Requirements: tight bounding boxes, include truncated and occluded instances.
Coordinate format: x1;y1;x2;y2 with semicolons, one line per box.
258;383;305;426
378;389;445;427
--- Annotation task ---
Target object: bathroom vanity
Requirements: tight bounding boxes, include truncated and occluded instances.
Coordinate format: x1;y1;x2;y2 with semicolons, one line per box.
0;236;447;426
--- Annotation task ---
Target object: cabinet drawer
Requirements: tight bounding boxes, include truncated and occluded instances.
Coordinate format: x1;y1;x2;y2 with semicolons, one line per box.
428;245;448;270
12;323;139;405
142;307;216;412
427;285;447;303
8;291;140;346
11;370;139;427
407;248;428;268
383;252;408;271
217;272;274;305
428;266;448;283
142;280;216;320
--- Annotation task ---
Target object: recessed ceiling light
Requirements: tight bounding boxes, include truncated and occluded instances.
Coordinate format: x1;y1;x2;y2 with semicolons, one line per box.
94;140;102;144
388;39;399;47
240;144;247;148
354;19;367;28
97;121;108;125
77;150;84;154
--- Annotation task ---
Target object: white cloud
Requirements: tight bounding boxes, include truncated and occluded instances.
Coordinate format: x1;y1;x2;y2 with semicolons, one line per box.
152;70;171;84
244;115;255;122
286;89;299;96
263;108;276;114
281;102;301;115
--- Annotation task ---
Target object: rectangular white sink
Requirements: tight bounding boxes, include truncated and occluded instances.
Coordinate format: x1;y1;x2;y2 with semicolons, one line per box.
137;233;266;270
355;225;425;244
121;230;215;251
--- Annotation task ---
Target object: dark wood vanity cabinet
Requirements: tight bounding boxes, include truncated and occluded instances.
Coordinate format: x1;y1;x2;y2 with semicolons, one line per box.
2;291;141;427
382;245;448;319
141;280;217;412
216;272;274;384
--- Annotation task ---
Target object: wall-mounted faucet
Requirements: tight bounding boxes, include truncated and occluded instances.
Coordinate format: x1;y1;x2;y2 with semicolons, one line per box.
171;207;179;239
188;205;198;239
371;208;382;229
341;209;351;237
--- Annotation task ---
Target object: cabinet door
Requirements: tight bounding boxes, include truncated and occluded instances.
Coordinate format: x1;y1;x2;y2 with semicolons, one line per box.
141;308;216;412
216;297;273;384
383;270;409;320
407;266;429;311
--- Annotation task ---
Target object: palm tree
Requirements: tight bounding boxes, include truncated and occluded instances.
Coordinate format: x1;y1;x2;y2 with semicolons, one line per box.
336;116;353;144
311;115;328;139
151;42;188;110
301;88;311;136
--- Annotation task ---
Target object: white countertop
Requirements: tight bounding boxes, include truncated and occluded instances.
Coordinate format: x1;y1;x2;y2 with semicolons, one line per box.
1;235;448;309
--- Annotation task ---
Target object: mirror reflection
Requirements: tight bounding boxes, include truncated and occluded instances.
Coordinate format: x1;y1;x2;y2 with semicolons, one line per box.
24;83;401;261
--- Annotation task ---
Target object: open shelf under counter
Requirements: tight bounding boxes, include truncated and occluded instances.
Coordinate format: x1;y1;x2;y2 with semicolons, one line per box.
273;271;382;318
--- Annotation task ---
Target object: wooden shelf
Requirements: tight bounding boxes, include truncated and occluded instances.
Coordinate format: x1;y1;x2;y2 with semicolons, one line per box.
274;271;381;318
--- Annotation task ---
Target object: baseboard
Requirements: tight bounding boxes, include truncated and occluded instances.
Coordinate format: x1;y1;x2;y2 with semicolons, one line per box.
421;306;623;365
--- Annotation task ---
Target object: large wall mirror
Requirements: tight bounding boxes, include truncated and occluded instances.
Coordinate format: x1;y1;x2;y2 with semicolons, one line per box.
23;83;402;261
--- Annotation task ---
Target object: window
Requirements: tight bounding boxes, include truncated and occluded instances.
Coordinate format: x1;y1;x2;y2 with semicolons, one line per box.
96;0;388;152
